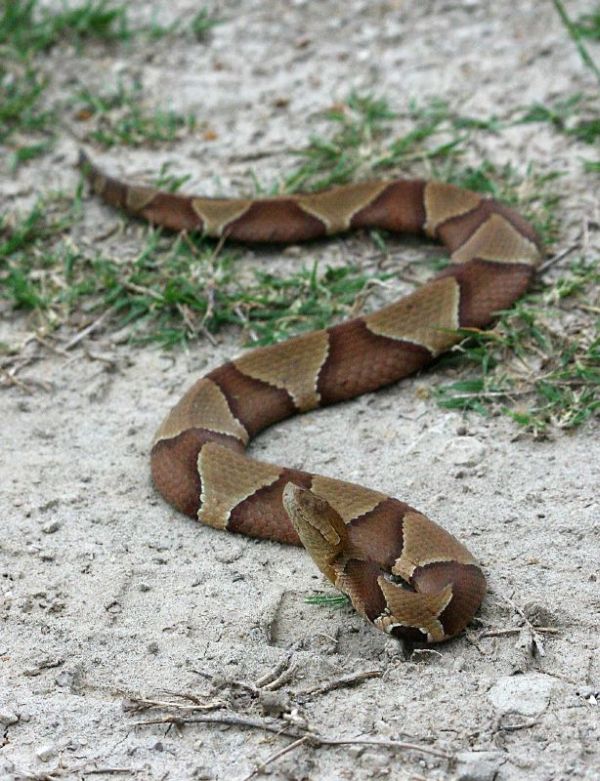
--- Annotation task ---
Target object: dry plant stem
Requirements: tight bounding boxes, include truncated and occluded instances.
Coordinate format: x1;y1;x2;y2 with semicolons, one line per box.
504;595;547;656
299;669;381;697
62;308;113;351
479;627;560;640
254;653;294;687
126;695;226;712
241;736;310;781
538;241;580;274
498;719;541;733
261;663;297;691
131;711;452;760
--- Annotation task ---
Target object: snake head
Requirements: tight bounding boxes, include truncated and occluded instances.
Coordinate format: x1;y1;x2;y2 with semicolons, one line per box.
282;483;349;584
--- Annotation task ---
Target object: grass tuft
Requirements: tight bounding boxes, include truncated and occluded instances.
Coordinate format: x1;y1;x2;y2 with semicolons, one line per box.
3;87;597;433
73;82;197;148
0;0;129;55
435;260;599;434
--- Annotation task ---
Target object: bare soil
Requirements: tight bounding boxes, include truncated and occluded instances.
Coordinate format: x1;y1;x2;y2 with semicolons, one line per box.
1;2;599;780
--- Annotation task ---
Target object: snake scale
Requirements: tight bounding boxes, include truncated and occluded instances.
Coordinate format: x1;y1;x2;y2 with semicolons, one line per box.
80;152;542;643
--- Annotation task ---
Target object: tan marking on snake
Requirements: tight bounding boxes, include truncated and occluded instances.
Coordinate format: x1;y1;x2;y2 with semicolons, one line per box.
424;182;482;236
391;511;477;581
451;213;541;265
296;182;389;234
191;199;253;236
91;173;107;196
154;378;249;445
125;185;159;212
375;577;453;641
364;276;461;356
234;330;330;411
310;475;386;525
198;443;281;528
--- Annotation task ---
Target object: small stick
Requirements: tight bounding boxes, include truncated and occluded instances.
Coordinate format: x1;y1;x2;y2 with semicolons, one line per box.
479;627;560;640
124;694;226;713
131;711;452;760
254;654;293;688
538;241;580;274
298;669;381;697
241;736;309;781
63;309;112;351
497;718;540;733
504;595;547;657
0;366;33;393
122;280;163;300
262;663;297;691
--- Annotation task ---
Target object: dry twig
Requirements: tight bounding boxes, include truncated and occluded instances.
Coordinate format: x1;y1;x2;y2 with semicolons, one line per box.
298;669;381;697
131;710;452;761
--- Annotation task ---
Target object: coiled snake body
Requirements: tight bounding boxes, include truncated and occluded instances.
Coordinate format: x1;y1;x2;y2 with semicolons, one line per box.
81;152;542;642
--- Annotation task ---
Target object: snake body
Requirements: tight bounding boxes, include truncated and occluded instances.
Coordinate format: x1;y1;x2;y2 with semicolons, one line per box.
81;152;542;642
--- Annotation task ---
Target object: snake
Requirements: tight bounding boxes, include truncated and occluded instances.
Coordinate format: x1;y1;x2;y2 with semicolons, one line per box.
80;151;542;643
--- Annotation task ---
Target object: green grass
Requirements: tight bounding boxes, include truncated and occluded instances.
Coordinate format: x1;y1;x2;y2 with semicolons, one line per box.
74;83;197;148
518;94;600;176
551;0;600;85
575;7;600;39
2;83;597;431
0;1;218;167
0;0;130;55
0;0;220;52
281;95;483;193
520;95;600;145
0;64;52;142
0;194;393;348
435;260;599;434
191;8;221;41
304;593;349;610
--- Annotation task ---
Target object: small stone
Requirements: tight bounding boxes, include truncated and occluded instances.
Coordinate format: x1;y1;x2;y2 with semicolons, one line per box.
0;708;19;725
55;670;76;688
42;520;61;534
139;583;151;592
488;673;554;716
36;743;57;762
258;690;290;717
147;642;159;655
445;438;486;466
455;750;504;781
192;766;214;780
360;751;390;773
214;542;243;564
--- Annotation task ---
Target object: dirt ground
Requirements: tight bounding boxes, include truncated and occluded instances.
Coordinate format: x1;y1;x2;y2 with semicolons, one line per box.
1;2;599;780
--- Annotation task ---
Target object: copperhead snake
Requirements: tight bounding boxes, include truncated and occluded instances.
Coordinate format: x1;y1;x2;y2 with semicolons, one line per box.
80;151;542;643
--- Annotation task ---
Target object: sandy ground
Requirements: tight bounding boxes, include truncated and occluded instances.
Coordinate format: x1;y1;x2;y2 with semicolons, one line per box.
1;2;599;780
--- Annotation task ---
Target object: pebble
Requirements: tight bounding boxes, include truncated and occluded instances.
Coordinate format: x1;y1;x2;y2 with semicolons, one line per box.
42;520;61;534
0;708;18;725
258;690;290;716
55;669;76;688
36;743;58;762
214;542;244;564
444;437;486;466
455;751;504;781
488;673;554;716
